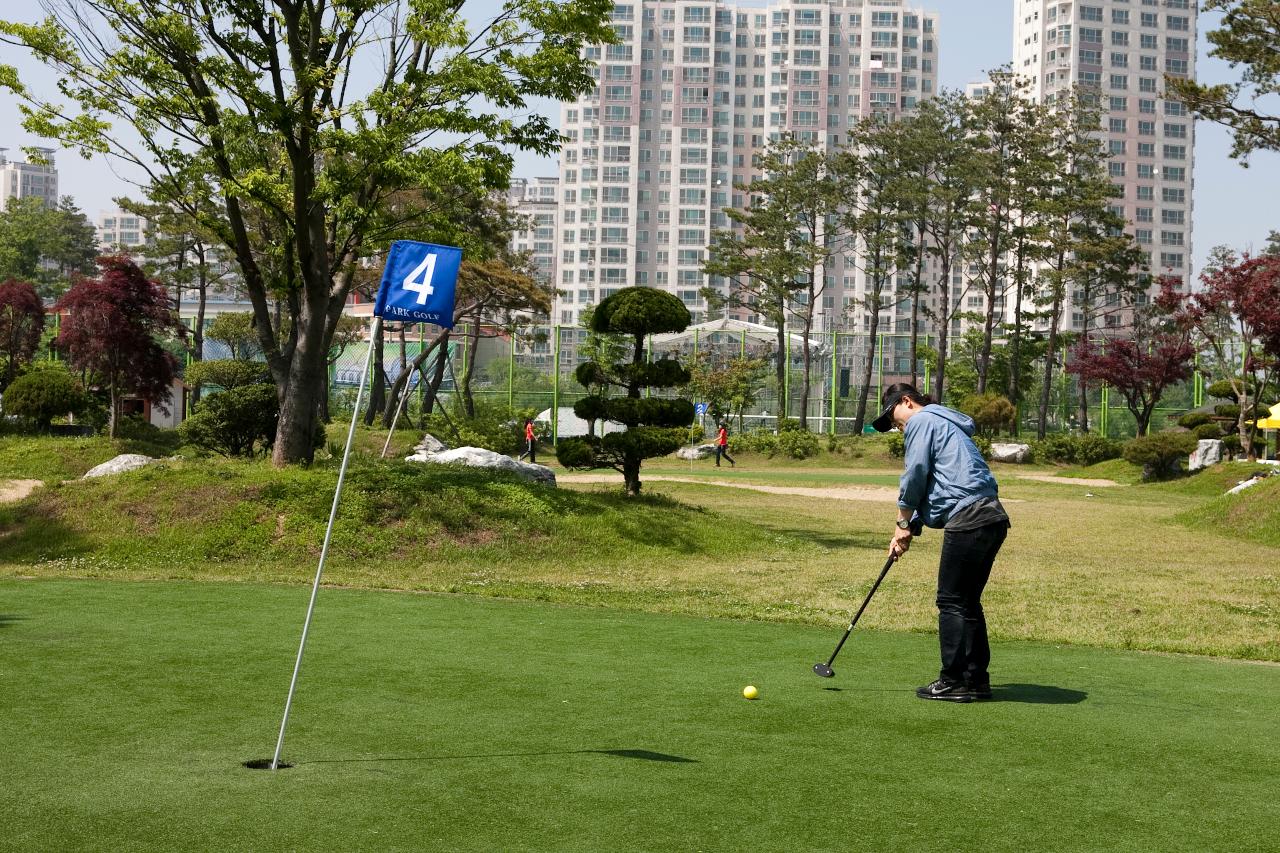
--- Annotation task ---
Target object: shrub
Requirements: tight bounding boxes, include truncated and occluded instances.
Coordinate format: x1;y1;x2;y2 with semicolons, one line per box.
776;417;805;433
424;400;526;456
972;434;993;460
1177;412;1212;429
1193;422;1223;441
184;359;271;391
1030;433;1123;466
3;365;88;429
1215;403;1240;419
728;428;777;456
960;392;1016;435
1122;431;1197;481
775;428;820;459
886;432;905;458
178;384;279;456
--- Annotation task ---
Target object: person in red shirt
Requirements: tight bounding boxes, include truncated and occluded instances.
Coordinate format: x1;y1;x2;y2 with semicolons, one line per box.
518;418;537;463
715;422;735;468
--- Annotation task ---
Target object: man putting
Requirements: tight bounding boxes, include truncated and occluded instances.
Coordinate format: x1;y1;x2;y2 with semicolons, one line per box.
872;383;1010;703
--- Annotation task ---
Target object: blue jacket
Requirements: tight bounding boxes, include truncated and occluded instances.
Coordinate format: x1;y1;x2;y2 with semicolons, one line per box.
898;405;999;529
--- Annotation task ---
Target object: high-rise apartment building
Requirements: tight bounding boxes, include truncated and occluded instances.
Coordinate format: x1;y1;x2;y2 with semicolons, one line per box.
97;209;149;250
506;177;560;292
555;0;939;338
1013;0;1196;331
0;148;59;211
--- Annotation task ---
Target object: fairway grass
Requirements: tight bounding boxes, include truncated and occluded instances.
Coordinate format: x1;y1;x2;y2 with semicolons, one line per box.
1;578;1275;852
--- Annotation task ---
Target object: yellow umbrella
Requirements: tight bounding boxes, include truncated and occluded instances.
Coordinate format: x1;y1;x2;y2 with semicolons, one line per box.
1257;402;1280;430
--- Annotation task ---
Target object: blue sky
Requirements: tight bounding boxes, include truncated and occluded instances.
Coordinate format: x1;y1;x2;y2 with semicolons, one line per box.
0;1;1274;274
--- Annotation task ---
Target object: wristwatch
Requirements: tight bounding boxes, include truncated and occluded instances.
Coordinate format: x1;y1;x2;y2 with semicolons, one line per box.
895;518;912;530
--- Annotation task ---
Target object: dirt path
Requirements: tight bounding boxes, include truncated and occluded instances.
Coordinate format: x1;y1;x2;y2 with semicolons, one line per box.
559;474;902;502
1015;474;1120;487
0;480;43;503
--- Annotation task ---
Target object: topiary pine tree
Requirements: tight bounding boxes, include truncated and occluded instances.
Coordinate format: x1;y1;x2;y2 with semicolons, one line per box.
555;287;694;496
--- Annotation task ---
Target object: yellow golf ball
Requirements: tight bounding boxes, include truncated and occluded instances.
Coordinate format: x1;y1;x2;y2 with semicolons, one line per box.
743;685;759;700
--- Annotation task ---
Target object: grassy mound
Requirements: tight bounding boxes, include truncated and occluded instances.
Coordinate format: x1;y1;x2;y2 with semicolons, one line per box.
1175;473;1280;548
0;435;182;481
1054;457;1142;484
0;457;811;596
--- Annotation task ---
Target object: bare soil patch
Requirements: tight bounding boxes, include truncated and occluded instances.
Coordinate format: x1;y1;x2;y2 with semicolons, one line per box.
0;480;43;503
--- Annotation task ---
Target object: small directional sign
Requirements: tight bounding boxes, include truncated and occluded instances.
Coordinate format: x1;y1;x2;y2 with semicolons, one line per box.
695;402;709;417
373;240;463;328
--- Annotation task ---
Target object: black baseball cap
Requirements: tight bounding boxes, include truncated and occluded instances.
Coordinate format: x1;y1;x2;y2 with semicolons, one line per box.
873;383;921;433
871;394;902;433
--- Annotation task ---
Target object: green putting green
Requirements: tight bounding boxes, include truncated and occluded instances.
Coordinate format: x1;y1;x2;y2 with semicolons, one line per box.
1;578;1275;851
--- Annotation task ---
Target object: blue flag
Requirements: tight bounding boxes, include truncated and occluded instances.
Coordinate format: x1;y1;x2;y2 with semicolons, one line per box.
373;240;463;327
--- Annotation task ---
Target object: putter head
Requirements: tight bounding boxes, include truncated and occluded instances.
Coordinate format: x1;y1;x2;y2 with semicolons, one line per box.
812;662;835;678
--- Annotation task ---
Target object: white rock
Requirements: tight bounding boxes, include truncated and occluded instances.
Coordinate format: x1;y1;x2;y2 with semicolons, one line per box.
990;442;1032;464
1188;439;1224;472
405;445;556;486
82;454;156;479
413;433;449;454
676;444;718;460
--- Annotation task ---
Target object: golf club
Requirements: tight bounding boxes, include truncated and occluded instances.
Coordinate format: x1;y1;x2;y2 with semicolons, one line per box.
812;552;899;678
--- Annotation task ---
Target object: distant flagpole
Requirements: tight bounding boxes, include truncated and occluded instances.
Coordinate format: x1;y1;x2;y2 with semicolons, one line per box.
271;316;381;771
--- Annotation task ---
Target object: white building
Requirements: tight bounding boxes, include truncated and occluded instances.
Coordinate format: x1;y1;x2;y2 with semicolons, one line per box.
96;209;149;250
506;177;559;289
0;148;59;211
554;0;939;357
1013;0;1196;331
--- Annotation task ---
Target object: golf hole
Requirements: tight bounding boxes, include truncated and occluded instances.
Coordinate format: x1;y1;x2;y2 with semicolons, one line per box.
243;759;293;770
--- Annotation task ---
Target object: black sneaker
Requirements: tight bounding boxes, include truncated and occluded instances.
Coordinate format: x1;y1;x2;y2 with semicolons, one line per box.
968;681;993;700
916;678;973;703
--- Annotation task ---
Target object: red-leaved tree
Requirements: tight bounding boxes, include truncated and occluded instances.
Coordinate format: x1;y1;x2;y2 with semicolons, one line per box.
1067;277;1195;436
0;278;45;390
1180;253;1280;460
54;256;181;437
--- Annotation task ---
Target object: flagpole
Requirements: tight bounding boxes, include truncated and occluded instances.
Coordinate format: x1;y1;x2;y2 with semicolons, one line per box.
271;316;381;771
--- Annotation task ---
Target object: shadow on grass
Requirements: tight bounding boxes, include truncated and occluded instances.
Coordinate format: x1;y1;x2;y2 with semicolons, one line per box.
0;509;93;563
994;683;1087;704
288;748;698;767
0;614;26;628
756;526;884;551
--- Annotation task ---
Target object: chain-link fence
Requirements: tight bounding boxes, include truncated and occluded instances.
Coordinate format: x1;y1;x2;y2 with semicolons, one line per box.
327;321;1208;444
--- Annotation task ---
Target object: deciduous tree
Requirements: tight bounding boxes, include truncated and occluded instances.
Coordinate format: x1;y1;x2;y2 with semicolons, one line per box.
53;255;181;437
0;277;45;390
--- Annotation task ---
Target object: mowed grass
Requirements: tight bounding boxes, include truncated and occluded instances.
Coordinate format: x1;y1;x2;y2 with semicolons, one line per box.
0;435;1277;660
1;578;1276;853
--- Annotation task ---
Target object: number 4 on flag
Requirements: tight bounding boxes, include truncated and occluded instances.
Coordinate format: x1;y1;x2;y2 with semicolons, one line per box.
402;254;437;305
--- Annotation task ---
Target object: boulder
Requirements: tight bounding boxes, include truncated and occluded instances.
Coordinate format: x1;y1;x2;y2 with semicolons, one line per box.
406;445;556;486
82;454;156;479
413;433;449;454
990;442;1032;464
676;444;718;461
1188;439;1223;472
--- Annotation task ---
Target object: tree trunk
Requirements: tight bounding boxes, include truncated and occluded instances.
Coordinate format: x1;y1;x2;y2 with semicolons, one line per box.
853;289;882;435
977;222;1002;395
774;294;787;420
1007;236;1026;436
622;455;642;496
271;291;329;466
420;330;452;419
799;282;816;430
1037;288;1062;441
191;245;208;408
909;231;926;388
461;320;481;418
934;255;951;405
364;320;386;426
383;328;448;425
